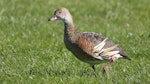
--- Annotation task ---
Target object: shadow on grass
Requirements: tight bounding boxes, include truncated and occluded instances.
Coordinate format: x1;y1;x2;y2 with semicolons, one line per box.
27;68;106;77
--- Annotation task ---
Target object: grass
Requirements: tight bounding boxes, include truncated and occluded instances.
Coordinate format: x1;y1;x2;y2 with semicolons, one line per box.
0;0;150;83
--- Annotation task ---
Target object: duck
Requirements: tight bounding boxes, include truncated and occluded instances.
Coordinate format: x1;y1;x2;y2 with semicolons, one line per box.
48;8;131;76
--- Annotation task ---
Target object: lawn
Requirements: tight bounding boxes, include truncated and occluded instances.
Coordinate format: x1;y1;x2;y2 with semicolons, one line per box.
0;0;150;84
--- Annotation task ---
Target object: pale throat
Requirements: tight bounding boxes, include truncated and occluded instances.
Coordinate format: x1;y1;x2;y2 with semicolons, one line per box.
64;16;75;34
63;14;78;43
64;14;73;25
64;15;75;31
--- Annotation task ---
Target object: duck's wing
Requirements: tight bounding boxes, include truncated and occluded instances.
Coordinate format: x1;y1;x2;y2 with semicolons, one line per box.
77;32;131;60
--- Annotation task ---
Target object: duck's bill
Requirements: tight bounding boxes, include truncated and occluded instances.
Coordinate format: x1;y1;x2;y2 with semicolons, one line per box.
48;15;58;21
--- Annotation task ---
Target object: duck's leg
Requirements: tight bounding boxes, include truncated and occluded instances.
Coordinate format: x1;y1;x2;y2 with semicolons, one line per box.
91;65;97;77
91;65;96;72
103;57;117;76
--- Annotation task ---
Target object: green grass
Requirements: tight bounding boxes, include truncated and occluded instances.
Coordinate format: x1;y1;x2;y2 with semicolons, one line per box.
0;0;150;83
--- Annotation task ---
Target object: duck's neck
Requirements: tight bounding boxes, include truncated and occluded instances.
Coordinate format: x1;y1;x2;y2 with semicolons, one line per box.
64;18;79;43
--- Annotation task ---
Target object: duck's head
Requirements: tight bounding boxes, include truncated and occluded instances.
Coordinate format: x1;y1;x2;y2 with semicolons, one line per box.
48;8;72;22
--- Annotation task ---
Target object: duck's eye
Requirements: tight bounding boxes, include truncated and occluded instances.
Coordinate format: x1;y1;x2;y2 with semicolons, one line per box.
58;11;61;14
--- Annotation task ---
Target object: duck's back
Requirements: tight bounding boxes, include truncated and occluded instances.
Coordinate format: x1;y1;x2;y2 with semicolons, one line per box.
80;32;129;58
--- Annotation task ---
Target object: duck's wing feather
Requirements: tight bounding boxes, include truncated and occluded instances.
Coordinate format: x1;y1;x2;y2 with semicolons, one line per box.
77;32;131;60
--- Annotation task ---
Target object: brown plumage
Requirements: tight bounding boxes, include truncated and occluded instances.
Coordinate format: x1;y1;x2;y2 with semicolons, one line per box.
48;8;131;76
